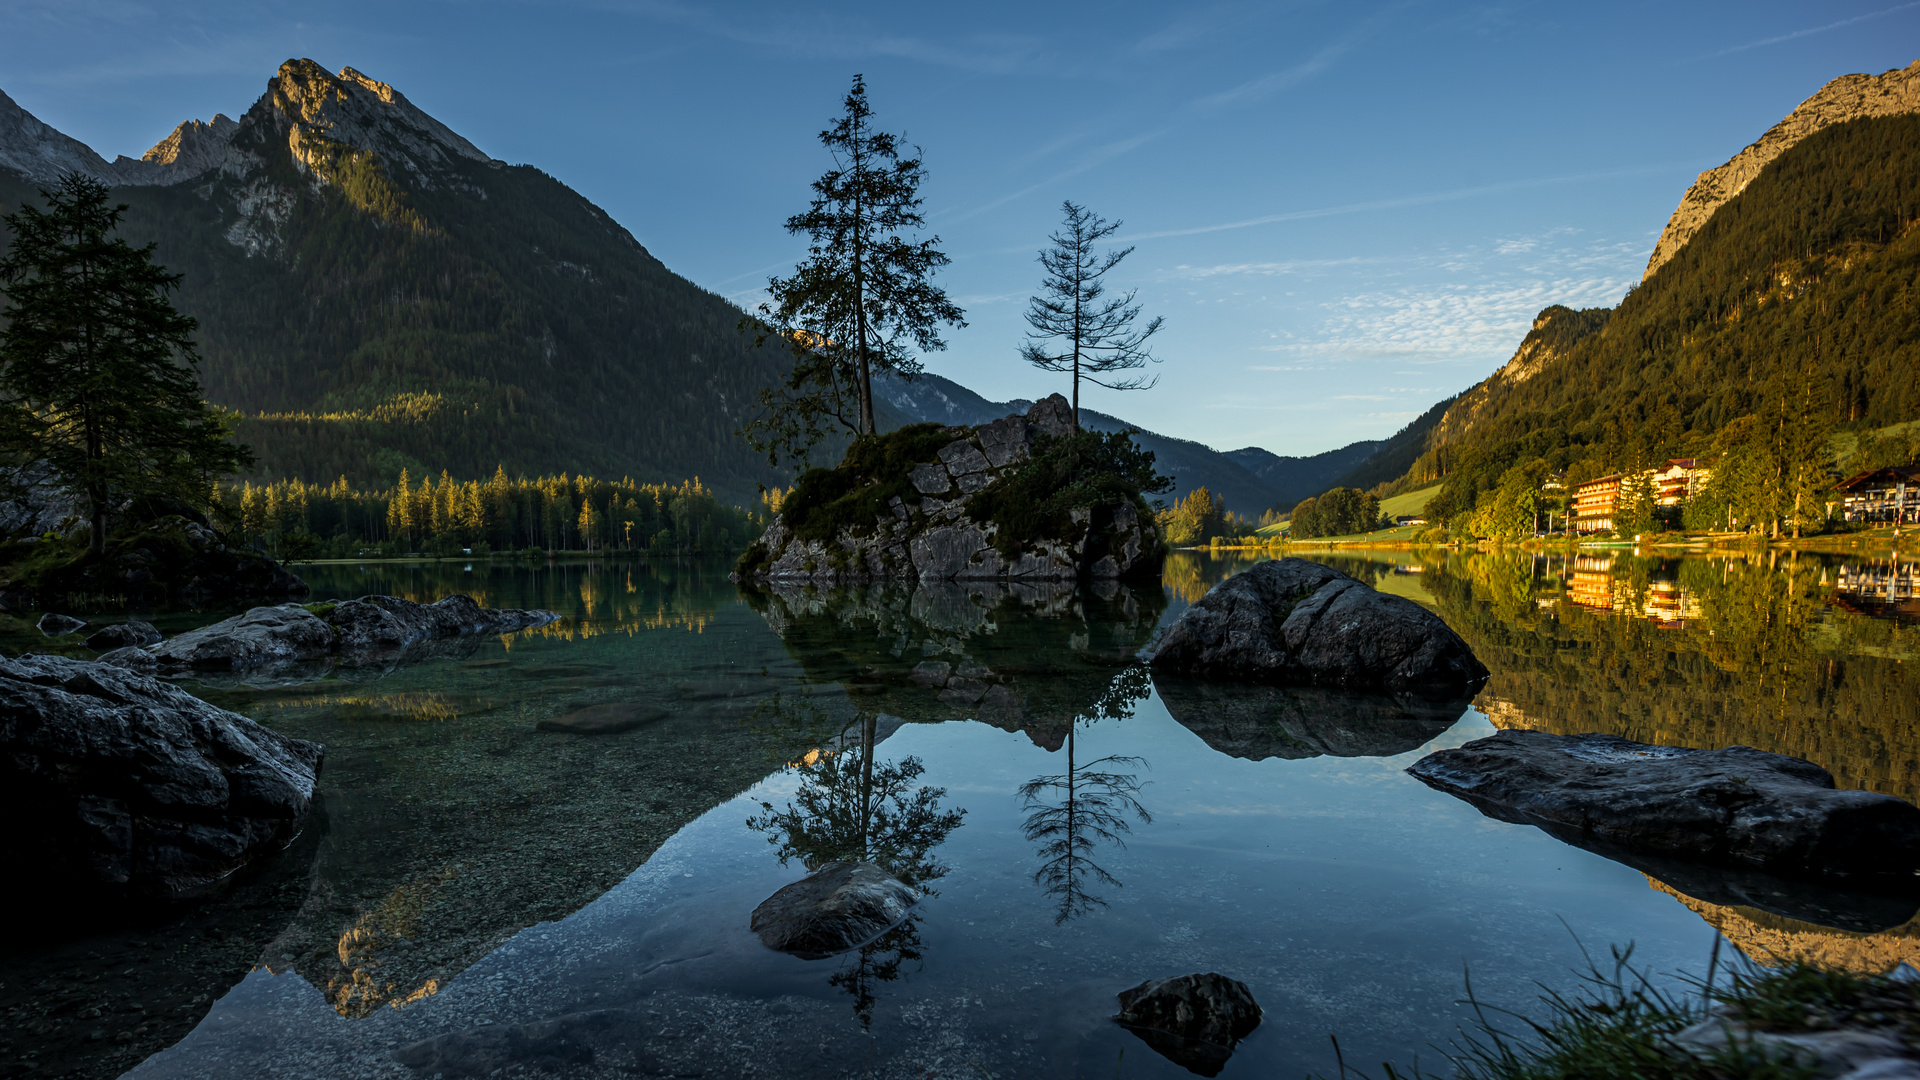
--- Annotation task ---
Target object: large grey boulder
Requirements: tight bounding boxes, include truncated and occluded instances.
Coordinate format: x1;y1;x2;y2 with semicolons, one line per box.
1408;731;1920;883
141;594;560;672
1114;972;1263;1077
0;653;322;900
749;861;920;959
149;604;336;670
1149;558;1487;694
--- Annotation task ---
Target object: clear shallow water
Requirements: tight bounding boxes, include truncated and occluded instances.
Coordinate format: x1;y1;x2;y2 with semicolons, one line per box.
4;550;1916;1079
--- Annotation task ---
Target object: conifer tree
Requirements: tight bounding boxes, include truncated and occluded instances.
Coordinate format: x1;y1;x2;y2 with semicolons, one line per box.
1021;201;1164;432
0;175;249;554
742;75;966;467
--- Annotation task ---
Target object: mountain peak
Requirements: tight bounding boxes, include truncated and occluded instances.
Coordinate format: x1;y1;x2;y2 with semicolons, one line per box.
1645;58;1920;280
0;87;114;187
262;58;493;185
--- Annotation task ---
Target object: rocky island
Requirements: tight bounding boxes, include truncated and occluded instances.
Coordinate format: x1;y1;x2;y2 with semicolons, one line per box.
736;395;1165;585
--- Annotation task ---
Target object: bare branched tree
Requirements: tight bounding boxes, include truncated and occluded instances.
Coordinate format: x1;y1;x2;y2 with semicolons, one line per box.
1021;201;1164;432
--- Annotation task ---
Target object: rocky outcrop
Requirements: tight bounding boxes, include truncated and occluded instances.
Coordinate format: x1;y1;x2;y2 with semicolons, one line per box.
129;594;560;673
1114;973;1263;1077
1645;60;1920;281
0;653;322;901
749;861;920;959
1154;677;1468;760
743;395;1162;585
1149;558;1487;694
1409;731;1920;884
13;515;310;606
1674;997;1920;1080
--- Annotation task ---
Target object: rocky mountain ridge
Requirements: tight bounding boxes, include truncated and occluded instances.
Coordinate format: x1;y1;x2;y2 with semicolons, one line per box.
1644;59;1920;280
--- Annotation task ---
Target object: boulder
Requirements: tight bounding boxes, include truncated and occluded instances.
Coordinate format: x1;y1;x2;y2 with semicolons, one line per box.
1154;677;1469;760
83;619;161;650
142;594;561;672
1408;731;1920;883
324;593;558;652
37;612;85;635
740;395;1162;585
536;703;667;735
1114;972;1263;1077
1149;558;1487;694
149;604;337;670
749;861;920;959
0;653;322;901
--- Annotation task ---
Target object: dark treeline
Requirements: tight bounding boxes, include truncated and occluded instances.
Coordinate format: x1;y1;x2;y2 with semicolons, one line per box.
217;470;769;559
1417;114;1920;528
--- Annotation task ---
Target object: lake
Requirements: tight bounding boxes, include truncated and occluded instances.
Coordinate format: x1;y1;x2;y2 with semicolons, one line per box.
3;548;1915;1079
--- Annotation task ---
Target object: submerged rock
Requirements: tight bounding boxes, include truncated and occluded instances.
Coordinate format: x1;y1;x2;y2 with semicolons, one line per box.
536;703;667;735
0;653;322;901
1408;731;1920;883
739;395;1163;585
83;619;160;650
36;612;84;635
1114;972;1263;1077
142;594;560;672
750;861;920;959
1149;558;1487;694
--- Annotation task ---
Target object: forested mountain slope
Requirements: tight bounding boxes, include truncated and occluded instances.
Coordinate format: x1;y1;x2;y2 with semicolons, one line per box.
1410;105;1920;523
0;60;821;503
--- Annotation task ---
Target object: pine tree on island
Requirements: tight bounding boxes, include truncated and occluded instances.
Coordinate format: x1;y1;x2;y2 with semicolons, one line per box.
741;75;966;468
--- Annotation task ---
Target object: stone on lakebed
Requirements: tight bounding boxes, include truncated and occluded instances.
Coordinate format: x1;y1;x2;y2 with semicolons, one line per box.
750;861;920;960
1408;730;1920;883
1114;972;1263;1077
536;703;667;735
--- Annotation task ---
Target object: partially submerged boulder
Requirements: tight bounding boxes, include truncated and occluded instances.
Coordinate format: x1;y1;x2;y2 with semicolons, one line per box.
36;612;84;635
738;395;1163;585
1408;731;1920;883
83;619;160;650
750;861;920;959
0;653;322;901
1114;972;1263;1077
137;594;560;673
1150;558;1487;694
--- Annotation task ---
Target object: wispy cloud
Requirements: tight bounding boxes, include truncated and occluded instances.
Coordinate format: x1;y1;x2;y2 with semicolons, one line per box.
1116;166;1669;242
588;0;1046;73
1705;0;1920;58
940;130;1166;223
1195;2;1408;109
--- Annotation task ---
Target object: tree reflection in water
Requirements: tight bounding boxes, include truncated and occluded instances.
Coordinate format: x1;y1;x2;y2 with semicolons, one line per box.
1019;666;1154;923
745;712;966;1027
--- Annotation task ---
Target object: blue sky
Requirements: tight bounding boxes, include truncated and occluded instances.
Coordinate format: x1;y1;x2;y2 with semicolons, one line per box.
3;1;1916;456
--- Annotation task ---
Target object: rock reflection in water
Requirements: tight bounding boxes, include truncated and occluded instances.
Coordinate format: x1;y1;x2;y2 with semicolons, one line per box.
1154;675;1469;760
745;713;966;1026
745;578;1164;751
1019;666;1153;923
1647;877;1920;974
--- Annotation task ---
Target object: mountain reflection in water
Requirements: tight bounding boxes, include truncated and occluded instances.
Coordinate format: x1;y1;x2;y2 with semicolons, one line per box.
14;548;1920;1080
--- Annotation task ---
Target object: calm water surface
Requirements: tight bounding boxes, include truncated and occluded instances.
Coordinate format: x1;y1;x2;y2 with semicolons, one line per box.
5;549;1916;1079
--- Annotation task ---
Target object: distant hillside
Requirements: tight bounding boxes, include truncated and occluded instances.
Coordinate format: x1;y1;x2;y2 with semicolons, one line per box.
0;61;845;503
1398;67;1920;523
1224;441;1379;507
